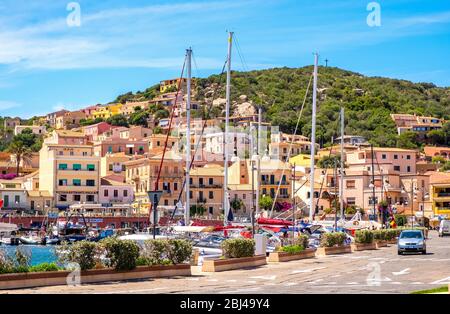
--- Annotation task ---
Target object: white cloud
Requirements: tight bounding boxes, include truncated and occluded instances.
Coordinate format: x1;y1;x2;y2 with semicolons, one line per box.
0;0;259;71
0;101;21;111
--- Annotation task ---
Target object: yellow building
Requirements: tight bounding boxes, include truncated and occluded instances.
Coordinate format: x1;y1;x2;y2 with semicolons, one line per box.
189;164;224;217
100;152;132;179
228;157;292;203
39;142;101;210
430;172;450;217
124;151;183;214
92;104;122;120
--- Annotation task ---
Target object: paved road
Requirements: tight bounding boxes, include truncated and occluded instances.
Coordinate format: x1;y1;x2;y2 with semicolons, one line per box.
2;231;450;294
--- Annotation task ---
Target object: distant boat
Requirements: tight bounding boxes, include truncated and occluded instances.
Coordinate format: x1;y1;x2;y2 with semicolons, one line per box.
18;235;40;245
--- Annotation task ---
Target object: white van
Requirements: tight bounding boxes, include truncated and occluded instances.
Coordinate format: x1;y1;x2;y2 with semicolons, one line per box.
438;220;450;237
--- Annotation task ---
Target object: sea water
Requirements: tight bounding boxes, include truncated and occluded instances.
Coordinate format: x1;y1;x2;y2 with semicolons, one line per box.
0;245;58;266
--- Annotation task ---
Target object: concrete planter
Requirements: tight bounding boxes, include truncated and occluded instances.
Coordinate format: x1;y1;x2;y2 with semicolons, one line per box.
351;242;377;252
375;240;388;248
387;239;398;245
201;255;267;272
268;248;316;263
316;245;351;256
0;264;191;290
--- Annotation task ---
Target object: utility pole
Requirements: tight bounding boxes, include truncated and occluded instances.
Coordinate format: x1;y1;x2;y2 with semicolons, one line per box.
339;107;345;221
223;31;233;226
185;48;192;226
325;59;329;67
309;53;319;222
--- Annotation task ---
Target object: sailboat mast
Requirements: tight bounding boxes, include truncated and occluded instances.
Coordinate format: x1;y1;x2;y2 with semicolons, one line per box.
339;106;345;220
224;32;233;226
185;48;192;225
256;107;262;217
309;53;319;222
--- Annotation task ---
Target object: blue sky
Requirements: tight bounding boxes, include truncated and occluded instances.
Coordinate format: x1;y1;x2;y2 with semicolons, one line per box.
0;0;449;118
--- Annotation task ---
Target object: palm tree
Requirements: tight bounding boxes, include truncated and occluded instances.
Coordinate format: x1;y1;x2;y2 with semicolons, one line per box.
7;140;33;176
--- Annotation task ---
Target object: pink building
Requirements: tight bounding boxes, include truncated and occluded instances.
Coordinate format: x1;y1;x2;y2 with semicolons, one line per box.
99;178;134;205
342;147;425;213
83;122;112;142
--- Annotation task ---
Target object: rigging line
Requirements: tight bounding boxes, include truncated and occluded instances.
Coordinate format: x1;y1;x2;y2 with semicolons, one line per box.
233;35;249;72
148;54;187;223
191;50;201;80
169;60;228;221
313;143;335;220
269;72;314;218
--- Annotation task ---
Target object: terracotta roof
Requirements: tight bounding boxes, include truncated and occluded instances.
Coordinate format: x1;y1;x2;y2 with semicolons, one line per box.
55;130;85;138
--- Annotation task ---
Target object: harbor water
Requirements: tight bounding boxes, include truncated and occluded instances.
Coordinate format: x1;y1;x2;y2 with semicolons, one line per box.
0;245;58;266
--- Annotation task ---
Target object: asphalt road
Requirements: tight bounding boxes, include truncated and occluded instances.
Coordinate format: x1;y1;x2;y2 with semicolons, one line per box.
2;231;450;294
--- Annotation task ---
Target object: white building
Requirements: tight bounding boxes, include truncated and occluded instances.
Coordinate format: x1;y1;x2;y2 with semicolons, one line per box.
14;125;47;136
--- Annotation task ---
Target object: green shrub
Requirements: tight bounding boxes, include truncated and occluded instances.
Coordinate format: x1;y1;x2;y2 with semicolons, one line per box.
166;239;193;265
221;238;255;258
101;238;140;271
355;230;373;244
297;234;309;249
0;249;14;274
56;241;100;271
29;263;60;272
320;232;346;247
394;214;407;226
141;239;193;265
15;247;31;269
280;245;304;254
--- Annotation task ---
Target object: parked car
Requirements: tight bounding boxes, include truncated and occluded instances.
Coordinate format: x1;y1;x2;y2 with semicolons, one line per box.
438;220;450;237
398;230;426;255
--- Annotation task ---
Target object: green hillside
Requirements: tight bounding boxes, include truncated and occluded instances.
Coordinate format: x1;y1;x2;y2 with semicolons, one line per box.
115;66;450;148
197;66;450;148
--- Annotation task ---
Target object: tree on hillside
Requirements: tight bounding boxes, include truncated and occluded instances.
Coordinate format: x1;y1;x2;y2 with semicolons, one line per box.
317;155;341;169
427;130;446;146
397;131;420;149
154;109;170;120
106;114;129;127
7;138;34;175
129;110;149;126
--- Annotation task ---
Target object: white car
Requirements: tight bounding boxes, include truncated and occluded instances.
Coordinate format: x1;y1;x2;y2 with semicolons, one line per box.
438;220;450;237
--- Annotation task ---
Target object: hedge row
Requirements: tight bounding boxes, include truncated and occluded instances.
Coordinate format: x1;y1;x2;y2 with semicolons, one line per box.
320;232;347;247
56;238;193;271
221;238;255;258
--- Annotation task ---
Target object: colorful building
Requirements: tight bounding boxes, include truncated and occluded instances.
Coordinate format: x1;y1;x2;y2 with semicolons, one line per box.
92;104;122;120
429;172;450;218
39;139;100;210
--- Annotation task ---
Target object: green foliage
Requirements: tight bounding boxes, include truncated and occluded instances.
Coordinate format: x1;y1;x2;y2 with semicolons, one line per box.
317;155;341;168
140;239;193;265
154;109;170;120
221;238;255;258
280;245;304;254
106;114;129;127
320;232;346;247
56;241;100;271
198;67;449;147
345;206;357;215
259;195;273;211
190;204;206;217
230;198;244;212
355;230;374;244
101;238;140;271
29;263;61;272
394;214;408;227
397;131;420;149
153;126;163;134
80;117;104;126
129;110;150;126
